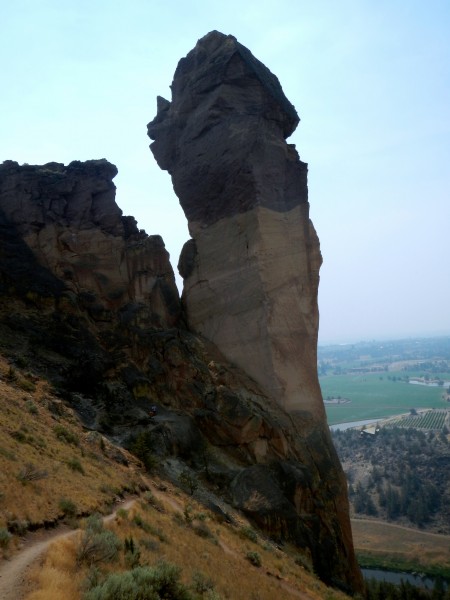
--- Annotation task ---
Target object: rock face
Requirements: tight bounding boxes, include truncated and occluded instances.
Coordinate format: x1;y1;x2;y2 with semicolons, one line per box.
0;159;180;329
148;31;322;416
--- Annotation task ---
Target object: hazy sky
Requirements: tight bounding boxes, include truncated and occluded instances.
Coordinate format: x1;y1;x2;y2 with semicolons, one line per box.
1;0;449;344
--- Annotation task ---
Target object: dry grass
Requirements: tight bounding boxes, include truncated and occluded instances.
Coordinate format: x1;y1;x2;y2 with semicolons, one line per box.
352;518;450;571
24;486;350;600
1;353;350;599
0;355;142;555
26;538;80;600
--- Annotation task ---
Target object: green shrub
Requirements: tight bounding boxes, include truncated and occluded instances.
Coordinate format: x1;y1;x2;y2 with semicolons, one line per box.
239;526;258;543
192;521;215;540
85;514;104;534
83;562;193;600
0;446;16;461
10;429;27;443
53;424;79;446
129;432;158;472
59;497;77;517
116;508;128;520
245;551;262;567
17;463;48;483
67;457;85;474
7;518;28;535
124;536;141;568
191;571;214;594
77;528;122;566
18;378;35;393
179;470;198;496
6;366;17;381
25;400;38;414
0;527;12;549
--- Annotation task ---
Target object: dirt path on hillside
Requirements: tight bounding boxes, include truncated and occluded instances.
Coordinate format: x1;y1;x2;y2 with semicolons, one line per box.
0;498;136;600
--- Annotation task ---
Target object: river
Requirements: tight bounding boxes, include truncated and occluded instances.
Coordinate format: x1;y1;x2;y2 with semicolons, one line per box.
362;567;447;590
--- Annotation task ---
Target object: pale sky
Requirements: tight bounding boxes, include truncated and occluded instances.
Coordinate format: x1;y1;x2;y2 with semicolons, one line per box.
1;0;449;343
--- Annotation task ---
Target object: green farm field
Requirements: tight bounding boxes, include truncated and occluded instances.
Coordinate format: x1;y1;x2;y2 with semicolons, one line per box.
321;373;449;425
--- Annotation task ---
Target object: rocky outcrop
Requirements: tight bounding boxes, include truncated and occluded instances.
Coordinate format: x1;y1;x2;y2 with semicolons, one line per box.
148;31;322;417
0;159;180;329
148;31;363;593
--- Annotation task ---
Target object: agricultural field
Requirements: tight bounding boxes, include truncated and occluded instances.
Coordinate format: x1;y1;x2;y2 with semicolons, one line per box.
319;337;450;425
321;373;449;425
385;409;449;430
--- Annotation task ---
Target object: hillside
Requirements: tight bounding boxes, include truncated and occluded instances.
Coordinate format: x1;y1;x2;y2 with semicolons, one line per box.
332;426;450;533
0;358;350;600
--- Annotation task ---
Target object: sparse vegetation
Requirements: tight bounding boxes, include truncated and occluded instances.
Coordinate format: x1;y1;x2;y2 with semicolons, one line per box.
59;497;78;518
53;424;80;446
333;427;450;531
76;517;121;566
83;562;193;600
67;457;85;474
246;550;262;567
129;431;158;472
179;469;199;496
0;527;12;550
21;492;350;600
240;525;258;543
17;462;48;483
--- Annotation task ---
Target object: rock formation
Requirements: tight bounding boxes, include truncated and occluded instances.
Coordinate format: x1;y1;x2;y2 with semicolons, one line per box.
0;36;363;592
0;159;180;329
148;31;322;417
148;31;363;592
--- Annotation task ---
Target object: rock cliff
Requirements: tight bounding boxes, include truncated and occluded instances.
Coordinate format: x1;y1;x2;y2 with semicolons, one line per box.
0;159;180;329
148;31;322;417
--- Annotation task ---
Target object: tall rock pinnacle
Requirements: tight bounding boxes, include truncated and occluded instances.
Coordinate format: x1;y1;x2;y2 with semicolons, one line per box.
148;33;363;592
148;31;323;418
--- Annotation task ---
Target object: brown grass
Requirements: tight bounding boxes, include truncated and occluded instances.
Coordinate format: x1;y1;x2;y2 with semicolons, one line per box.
0;355;143;553
1;353;350;599
24;486;350;600
25;537;80;600
352;518;450;570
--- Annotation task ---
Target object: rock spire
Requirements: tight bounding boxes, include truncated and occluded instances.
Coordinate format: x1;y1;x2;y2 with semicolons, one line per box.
148;31;322;417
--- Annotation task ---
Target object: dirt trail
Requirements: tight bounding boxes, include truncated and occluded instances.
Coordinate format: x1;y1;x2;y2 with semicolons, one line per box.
0;498;136;600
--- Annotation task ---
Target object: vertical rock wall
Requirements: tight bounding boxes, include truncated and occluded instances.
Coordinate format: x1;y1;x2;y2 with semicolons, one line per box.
148;31;323;416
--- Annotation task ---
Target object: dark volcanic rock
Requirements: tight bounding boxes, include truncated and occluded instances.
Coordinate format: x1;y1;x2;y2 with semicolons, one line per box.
148;31;306;226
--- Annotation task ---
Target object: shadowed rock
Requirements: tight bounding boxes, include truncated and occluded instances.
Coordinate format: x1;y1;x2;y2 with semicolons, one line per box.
0;159;180;328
